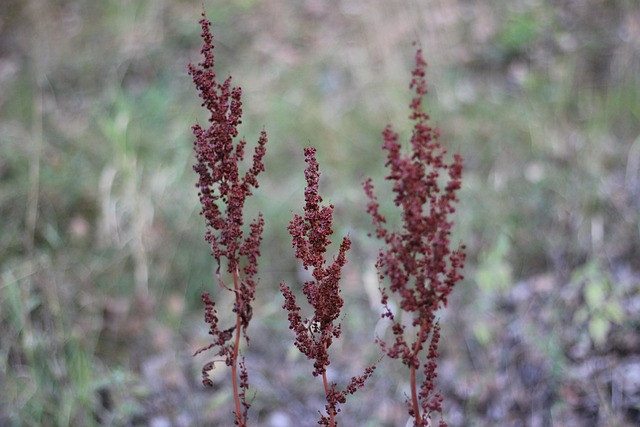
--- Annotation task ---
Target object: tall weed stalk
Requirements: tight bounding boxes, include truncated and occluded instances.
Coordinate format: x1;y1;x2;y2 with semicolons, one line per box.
189;12;464;427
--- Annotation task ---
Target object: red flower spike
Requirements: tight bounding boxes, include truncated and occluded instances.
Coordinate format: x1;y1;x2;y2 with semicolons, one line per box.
282;147;376;427
189;12;267;427
363;46;466;427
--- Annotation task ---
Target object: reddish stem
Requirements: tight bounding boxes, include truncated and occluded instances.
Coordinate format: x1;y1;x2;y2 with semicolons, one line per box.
322;369;336;427
410;364;421;426
231;269;245;427
409;320;429;426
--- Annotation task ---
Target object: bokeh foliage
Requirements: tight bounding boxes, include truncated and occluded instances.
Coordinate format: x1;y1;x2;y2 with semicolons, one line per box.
1;0;638;425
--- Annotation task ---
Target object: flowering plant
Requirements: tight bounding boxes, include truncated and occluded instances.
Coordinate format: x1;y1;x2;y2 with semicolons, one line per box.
189;12;464;427
189;12;267;426
281;146;375;426
363;46;465;427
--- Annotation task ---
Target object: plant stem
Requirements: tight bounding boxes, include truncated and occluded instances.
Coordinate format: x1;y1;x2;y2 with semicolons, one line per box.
410;363;422;426
410;320;429;426
232;269;245;427
322;369;335;427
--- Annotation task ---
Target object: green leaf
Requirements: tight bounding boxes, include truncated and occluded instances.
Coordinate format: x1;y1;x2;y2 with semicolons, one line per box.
604;301;625;324
588;316;610;347
498;13;538;54
473;323;492;346
476;233;512;294
584;280;606;310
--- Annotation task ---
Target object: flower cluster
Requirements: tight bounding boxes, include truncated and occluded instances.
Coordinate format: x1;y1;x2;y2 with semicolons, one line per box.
188;11;465;425
189;14;267;288
363;47;466;427
281;147;375;426
189;12;267;426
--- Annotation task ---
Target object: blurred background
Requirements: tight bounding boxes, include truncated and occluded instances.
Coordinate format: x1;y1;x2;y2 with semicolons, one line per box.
1;0;639;426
